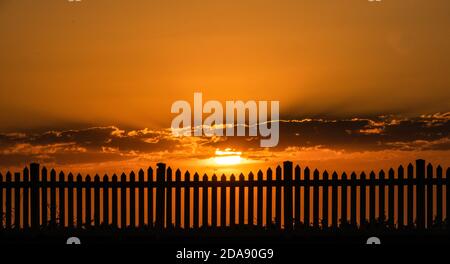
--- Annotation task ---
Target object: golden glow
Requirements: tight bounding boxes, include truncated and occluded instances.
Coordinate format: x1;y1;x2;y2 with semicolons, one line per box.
214;148;242;166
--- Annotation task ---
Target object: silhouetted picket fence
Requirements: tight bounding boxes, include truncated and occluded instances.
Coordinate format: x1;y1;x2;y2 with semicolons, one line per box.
0;159;449;230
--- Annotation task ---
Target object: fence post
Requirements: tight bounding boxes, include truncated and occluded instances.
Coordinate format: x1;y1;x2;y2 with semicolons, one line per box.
304;167;310;227
30;163;40;230
313;169;319;228
407;164;414;227
446;168;450;230
103;175;109;225
230;174;236;227
436;166;442;225
139;169;145;228
350;172;357;226
147;167;154;228
166;168;172;228
416;159;426;230
193;173;199;229
369;171;376;224
322;171;329;228
202;174;209;227
156;163;166;230
68;173;74;228
85;175;92;227
398;166;404;228
284;161;293;230
112;174;118;228
58;171;65;228
130;171;136;228
388;168;395;228
426;163;433;229
175;169;182;228
14;172;21;229
341;173;348;224
211;174;218;228
257;170;263;228
294;166;301;228
0;173;3;230
275;166;282;229
266;168;273;228
23;168;29;228
50;169;57;227
5;172;11;229
360;172;366;227
41;167;47;227
94;175;100;227
331;172;338;228
120;173;127;228
379;170;385;223
76;174;83;228
184;171;191;229
239;174;245;226
220;174;226;227
248;172;254;226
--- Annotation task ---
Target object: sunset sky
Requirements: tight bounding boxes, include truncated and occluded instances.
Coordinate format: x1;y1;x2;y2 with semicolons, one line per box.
0;0;449;175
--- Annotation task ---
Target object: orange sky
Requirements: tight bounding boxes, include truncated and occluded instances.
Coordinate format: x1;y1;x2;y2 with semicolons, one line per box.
0;0;449;175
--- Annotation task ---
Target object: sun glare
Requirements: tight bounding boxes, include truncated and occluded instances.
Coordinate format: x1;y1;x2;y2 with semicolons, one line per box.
214;148;242;165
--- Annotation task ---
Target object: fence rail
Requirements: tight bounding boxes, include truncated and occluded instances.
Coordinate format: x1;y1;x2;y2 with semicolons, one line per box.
0;159;449;230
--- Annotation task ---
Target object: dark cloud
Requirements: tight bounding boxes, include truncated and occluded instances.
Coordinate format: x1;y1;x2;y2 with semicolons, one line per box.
0;113;448;167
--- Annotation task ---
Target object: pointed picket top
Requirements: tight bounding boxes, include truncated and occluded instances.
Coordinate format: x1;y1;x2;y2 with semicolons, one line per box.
230;174;236;181
6;171;11;181
212;174;217;181
50;168;56;175
351;172;357;180
248;171;254;180
175;168;181;175
138;169;144;181
147;166;153;175
437;165;442;172
103;174;108;182
221;174;226;181
77;174;82;182
112;174;117;182
427;163;433;170
257;170;263;180
167;167;172;175
59;171;65;180
407;163;414;171
332;171;338;180
194;172;199;181
86;174;91;182
68;172;74;181
238;173;244;181
398;165;404;172
120;172;127;182
23;166;29;175
304;167;310;174
203;174;208;181
323;170;329;179
342;172;347;180
130;171;136;180
94;174;100;182
295;164;301;170
276;165;282;172
360;171;366;179
370;171;376;180
379;170;385;178
313;169;319;177
42;166;47;175
185;170;190;180
267;167;273;174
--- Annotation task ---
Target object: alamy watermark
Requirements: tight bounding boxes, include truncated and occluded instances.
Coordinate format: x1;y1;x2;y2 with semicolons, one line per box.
171;92;279;147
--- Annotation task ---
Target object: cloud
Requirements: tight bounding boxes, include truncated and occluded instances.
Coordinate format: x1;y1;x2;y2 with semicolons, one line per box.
0;113;448;168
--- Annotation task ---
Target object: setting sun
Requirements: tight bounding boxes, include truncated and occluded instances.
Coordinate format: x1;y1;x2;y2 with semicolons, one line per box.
214;148;242;165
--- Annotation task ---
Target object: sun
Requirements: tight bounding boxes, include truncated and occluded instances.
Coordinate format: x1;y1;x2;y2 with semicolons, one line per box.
214;148;242;165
